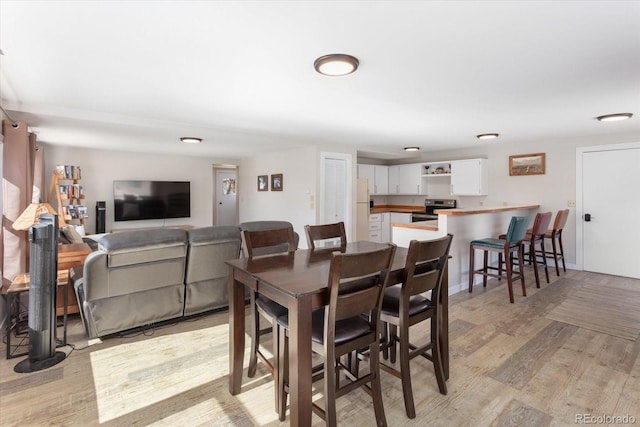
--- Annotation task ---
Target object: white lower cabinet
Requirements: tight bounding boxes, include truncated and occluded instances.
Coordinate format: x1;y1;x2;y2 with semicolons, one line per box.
369;213;391;242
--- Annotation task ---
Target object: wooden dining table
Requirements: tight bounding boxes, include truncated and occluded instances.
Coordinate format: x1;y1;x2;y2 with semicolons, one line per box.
226;241;450;426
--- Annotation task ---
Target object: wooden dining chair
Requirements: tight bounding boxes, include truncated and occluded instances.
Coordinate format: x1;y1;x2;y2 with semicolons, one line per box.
544;209;570;276
304;221;347;250
469;216;529;303
240;225;296;387
276;244;396;426
378;235;453;419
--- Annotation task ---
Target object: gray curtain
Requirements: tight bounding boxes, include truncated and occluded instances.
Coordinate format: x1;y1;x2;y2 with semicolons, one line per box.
1;119;41;287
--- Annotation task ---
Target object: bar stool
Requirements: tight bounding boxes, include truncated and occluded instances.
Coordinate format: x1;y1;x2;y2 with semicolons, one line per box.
468;216;529;303
499;212;552;289
544;209;570;276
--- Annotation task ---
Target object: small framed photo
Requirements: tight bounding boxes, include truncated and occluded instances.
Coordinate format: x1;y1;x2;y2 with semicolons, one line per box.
271;173;283;191
509;153;546;176
257;175;269;191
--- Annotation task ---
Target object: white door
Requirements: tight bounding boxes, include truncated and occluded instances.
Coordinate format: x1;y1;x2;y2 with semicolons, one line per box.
215;169;237;226
321;152;352;238
581;145;640;278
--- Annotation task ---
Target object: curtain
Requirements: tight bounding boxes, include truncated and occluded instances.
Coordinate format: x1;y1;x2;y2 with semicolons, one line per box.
1;119;39;287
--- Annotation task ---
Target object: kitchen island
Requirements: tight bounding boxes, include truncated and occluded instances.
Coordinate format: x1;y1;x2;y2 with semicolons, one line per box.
392;204;540;295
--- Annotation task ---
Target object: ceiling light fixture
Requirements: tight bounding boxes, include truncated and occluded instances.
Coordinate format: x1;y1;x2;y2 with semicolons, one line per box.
314;54;359;76
404;147;420;152
596;113;633;122
180;137;202;144
476;133;500;140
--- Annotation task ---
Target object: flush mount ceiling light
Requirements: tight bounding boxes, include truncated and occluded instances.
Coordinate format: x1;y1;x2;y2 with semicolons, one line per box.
404;147;420;152
180;137;202;144
596;113;633;122
314;54;359;76
476;133;500;140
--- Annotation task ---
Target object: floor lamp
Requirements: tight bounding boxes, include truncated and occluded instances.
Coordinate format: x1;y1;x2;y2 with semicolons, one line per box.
12;207;65;373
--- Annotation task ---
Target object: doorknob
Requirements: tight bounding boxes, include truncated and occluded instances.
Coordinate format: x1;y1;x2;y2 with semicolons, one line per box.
584;213;593;222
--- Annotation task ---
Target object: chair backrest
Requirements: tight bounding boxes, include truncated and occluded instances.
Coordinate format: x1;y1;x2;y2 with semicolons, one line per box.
403;234;453;301
239;220;299;256
242;226;296;257
553;209;570;231
505;216;530;243
304;222;347;250
326;244;396;329
531;212;553;236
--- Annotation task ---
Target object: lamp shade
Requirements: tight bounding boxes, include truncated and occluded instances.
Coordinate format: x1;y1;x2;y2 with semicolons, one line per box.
12;202;57;231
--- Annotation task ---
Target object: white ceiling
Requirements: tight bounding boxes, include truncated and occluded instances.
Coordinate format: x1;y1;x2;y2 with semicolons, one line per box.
1;1;639;160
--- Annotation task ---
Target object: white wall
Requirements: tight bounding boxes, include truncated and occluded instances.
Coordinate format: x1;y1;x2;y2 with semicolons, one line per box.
43;145;236;233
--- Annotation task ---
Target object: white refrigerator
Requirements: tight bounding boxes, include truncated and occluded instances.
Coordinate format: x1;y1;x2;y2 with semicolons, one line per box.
356;179;370;241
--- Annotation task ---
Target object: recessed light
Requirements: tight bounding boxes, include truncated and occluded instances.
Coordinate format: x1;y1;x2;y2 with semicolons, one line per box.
180;137;202;144
476;133;500;140
314;54;359;76
596;113;633;122
404;147;420;152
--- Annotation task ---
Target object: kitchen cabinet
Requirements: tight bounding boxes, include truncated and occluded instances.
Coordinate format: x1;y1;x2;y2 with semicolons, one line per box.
450;158;488;195
369;212;391;243
388;163;424;194
357;164;388;195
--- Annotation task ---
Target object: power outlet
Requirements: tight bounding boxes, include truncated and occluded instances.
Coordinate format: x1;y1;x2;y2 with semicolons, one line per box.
568;200;576;207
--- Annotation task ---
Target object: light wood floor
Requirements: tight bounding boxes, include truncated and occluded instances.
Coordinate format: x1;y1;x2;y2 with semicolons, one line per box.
1;268;639;426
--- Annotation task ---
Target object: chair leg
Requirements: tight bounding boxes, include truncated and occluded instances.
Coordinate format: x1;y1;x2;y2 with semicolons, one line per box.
504;247;515;303
398;322;415;418
518;244;526;296
482;250;488;287
248;292;259;378
389;324;398;364
498;252;503;279
431;315;447;396
468;245;475;293
277;325;288;421
324;349;338;427
540;240;550;283
551;236;560;276
559;233;566;272
369;341;387;427
381;322;389;360
272;319;280;413
531;241;541;288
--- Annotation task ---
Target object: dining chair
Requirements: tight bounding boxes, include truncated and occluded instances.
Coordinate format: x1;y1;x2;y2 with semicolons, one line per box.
499;212;552;289
276;244;396;426
378;234;453;419
304;221;347;250
239;222;297;389
468;216;529;303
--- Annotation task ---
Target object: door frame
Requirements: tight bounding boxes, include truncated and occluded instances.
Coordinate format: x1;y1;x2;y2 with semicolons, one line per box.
575;141;640;271
319;151;353;240
212;164;239;225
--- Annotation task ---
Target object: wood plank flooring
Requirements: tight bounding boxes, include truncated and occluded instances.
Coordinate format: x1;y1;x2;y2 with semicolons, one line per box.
1;269;639;426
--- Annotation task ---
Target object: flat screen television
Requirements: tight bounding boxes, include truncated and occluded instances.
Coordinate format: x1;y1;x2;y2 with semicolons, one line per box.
114;180;190;221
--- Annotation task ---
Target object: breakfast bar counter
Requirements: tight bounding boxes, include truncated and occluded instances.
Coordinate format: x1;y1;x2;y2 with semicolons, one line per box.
392;204;540;295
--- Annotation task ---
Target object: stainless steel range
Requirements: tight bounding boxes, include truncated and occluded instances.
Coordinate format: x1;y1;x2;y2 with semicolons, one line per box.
411;199;457;222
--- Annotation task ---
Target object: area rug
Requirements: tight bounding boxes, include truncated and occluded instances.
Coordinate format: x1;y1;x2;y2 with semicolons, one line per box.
546;280;640;341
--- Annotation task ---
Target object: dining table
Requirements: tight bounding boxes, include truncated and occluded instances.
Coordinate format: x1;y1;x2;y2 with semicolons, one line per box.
226;241;450;426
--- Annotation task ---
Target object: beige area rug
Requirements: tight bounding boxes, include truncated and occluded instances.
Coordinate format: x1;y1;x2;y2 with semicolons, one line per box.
546;280;640;341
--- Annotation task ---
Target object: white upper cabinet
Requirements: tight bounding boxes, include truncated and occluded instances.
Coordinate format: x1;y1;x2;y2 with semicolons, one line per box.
357;164;388;195
387;164;424;194
450;158;488;195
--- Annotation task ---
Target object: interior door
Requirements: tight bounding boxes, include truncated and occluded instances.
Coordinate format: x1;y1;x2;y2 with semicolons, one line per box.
322;157;347;224
215;169;237;226
582;146;640;278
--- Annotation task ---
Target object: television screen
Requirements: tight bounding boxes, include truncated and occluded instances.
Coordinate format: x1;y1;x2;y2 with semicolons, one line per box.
114;180;190;221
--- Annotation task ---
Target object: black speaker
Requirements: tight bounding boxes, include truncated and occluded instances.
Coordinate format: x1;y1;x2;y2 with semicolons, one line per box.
96;201;106;234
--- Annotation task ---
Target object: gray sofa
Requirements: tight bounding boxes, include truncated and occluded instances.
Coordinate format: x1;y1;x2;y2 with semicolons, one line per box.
74;226;242;338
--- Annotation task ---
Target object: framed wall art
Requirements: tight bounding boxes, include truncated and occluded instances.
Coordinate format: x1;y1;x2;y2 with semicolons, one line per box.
271;173;283;191
257;175;269;191
509;153;546;176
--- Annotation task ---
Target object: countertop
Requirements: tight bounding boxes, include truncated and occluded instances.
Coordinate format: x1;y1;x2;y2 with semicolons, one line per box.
370;205;423;214
391;220;438;231
435;204;539;216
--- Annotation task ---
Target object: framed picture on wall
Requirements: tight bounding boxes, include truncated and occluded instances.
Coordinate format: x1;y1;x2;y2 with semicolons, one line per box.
271;173;283;191
509;153;546;176
257;175;268;191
